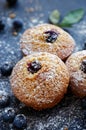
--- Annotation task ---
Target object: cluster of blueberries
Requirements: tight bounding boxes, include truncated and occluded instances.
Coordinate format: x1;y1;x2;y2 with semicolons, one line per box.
0;1;26;129
1;106;27;129
0;19;23;33
0;93;27;129
2;106;27;129
0;63;27;129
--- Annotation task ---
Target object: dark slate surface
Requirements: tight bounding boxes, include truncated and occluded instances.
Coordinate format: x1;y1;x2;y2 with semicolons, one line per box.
0;0;86;130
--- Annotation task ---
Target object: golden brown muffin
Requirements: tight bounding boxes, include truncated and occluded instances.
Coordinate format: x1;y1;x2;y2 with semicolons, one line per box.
66;50;86;98
20;23;75;60
10;52;69;110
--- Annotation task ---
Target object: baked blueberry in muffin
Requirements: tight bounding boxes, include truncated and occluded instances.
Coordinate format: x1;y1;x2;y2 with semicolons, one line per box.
10;52;69;110
20;23;75;60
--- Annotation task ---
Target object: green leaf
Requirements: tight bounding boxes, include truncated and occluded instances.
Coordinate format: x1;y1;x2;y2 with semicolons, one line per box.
49;10;60;24
60;8;84;27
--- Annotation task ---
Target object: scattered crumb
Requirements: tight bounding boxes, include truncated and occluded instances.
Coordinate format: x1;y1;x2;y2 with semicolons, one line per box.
25;7;34;13
30;17;39;23
9;13;16;19
13;31;18;36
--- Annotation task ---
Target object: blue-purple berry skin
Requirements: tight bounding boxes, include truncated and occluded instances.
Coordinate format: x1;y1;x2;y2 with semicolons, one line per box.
28;61;42;74
0;91;10;108
0;62;13;76
84;110;86;119
2;107;16;122
45;30;59;43
81;98;86;109
13;20;23;31
0;20;5;31
83;43;86;50
13;114;27;129
6;0;18;6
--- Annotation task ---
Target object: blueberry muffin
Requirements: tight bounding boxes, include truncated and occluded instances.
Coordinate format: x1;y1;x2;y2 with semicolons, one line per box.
66;50;86;98
20;23;75;60
10;52;69;110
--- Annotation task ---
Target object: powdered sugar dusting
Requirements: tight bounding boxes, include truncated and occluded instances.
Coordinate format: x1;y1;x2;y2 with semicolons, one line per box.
20;24;75;60
10;52;69;109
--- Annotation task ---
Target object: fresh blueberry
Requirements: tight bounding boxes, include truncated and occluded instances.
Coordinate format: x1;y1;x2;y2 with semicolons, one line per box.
83;42;86;50
27;61;42;74
13;114;27;129
2;107;16;122
44;30;59;43
80;60;86;73
6;0;18;6
0;91;10;108
0;62;13;76
83;110;86;119
13;20;23;32
0;20;5;31
81;98;86;109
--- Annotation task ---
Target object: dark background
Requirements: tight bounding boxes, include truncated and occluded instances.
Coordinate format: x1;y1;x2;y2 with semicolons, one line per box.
0;0;86;130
